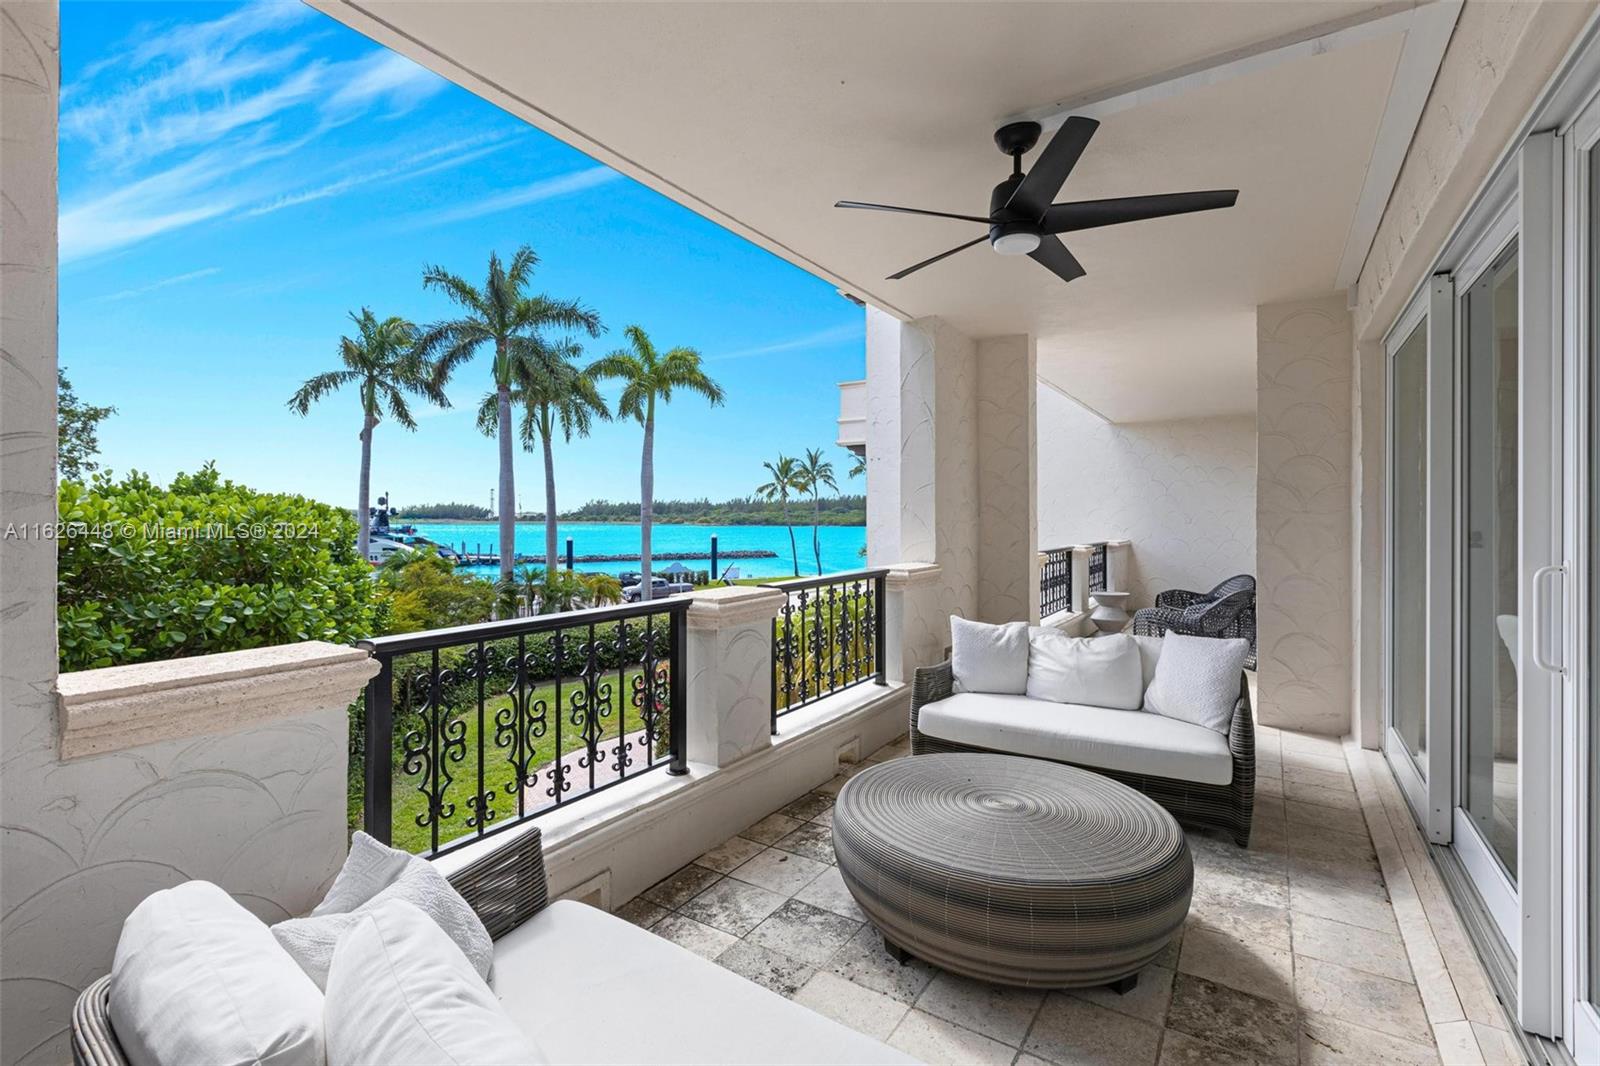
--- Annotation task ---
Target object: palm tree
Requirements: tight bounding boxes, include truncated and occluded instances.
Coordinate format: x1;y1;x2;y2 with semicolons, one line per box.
847;450;865;480
756;454;806;577
475;336;609;572
288;308;443;560
589;325;725;600
512;564;548;616
581;572;624;606
418;246;603;583
797;448;837;575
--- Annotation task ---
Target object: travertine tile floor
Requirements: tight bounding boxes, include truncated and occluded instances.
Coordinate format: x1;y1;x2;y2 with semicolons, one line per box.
612;727;1517;1065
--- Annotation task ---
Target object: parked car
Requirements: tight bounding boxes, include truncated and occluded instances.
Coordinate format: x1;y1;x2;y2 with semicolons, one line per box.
622;577;694;602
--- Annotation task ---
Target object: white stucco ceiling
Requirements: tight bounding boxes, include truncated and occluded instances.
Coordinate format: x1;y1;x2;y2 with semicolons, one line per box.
316;1;1414;422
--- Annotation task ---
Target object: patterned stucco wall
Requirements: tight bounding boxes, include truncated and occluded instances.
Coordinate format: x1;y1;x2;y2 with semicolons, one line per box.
1257;296;1353;735
1037;386;1256;612
0;9;351;1062
976;335;1037;624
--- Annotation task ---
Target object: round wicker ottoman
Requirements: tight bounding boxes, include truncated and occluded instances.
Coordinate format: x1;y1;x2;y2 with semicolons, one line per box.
832;752;1192;990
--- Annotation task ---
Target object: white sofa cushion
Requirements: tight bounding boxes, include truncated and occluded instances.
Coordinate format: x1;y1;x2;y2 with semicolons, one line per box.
1025;630;1143;709
273;831;492;990
1143;634;1250;734
325;899;545;1066
950;616;1029;694
918;692;1234;785
110;880;324;1066
493;900;914;1065
1131;634;1163;689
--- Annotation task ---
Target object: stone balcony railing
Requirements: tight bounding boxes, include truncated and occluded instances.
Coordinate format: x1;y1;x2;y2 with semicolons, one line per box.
18;562;947;1055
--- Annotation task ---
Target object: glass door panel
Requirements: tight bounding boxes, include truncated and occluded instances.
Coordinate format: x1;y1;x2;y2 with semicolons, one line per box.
1391;321;1430;767
1460;239;1521;882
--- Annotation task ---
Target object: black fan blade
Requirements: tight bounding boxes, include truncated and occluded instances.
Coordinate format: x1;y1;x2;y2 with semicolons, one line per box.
1042;190;1238;233
887;235;988;280
1028;235;1086;284
1006;116;1099;221
835;200;991;224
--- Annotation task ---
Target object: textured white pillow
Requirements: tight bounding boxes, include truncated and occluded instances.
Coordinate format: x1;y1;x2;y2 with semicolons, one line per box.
110;880;324;1066
1025;630;1144;710
325;899;546;1066
950;616;1029;694
273;832;492;990
1143;634;1250;734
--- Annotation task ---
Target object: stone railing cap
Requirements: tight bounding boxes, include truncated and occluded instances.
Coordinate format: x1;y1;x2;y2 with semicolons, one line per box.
57;640;372;706
57;641;378;760
686;585;788;629
884;562;942;590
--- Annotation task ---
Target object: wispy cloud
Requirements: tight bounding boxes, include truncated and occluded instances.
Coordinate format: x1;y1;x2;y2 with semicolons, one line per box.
321;51;447;122
239;132;516;219
94;267;221;303
59;130;307;262
406;168;622;229
708;323;864;362
62;1;443;172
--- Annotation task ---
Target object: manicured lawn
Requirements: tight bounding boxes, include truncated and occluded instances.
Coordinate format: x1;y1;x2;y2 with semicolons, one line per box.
385;667;662;854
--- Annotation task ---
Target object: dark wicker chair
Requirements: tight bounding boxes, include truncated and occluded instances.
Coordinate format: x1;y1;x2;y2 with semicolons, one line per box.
71;828;551;1066
1134;575;1257;669
909;661;1255;847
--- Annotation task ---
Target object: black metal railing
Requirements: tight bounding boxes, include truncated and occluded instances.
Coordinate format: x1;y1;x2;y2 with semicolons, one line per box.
763;569;887;727
1040;546;1074;617
358;599;688;858
1089;542;1108;593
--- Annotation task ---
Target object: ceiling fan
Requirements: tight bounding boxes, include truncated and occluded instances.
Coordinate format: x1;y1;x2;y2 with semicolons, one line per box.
836;117;1238;284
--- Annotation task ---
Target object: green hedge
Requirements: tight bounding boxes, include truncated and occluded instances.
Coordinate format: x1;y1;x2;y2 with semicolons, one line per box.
57;465;383;671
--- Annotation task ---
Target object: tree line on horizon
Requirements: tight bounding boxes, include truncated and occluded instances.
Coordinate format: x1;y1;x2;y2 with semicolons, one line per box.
392;493;866;526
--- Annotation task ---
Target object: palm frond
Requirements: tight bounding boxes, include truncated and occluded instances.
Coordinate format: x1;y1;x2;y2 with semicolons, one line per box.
287;369;360;414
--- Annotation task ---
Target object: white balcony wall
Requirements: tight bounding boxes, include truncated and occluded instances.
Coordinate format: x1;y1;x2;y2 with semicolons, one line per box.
1036;388;1256;611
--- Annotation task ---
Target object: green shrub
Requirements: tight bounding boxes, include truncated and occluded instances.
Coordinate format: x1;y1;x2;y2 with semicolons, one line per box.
375;553;497;634
57;464;383;671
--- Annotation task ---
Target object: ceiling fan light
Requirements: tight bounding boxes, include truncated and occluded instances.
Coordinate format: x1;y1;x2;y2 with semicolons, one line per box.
992;231;1041;256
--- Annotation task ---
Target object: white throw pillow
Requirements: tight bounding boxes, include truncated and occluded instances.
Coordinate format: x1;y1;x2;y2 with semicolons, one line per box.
1025;630;1144;710
1143;634;1250;734
273;831;492;990
325;899;546;1066
950;616;1029;694
110;880;324;1066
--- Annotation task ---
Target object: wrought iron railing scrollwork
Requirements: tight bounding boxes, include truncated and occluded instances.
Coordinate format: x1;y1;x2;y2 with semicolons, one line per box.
1088;542;1108;593
360;599;688;858
1040;547;1074;618
762;569;888;729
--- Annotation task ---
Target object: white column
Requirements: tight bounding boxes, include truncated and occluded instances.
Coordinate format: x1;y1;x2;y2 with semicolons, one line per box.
975;335;1038;624
683;586;785;767
1104;539;1131;593
864;308;979;651
883;563;945;682
1071;546;1092;615
1257;295;1353;735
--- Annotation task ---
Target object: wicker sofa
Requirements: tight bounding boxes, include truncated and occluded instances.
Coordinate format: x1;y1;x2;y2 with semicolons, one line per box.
909;637;1255;846
72;828;912;1066
1131;575;1257;670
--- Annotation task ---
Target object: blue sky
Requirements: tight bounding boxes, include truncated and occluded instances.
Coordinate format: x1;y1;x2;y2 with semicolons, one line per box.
59;0;865;510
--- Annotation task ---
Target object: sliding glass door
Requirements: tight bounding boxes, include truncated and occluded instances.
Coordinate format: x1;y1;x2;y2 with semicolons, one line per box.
1452;232;1523;941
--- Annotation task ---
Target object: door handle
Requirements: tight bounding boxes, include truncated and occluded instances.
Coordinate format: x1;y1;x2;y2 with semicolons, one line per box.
1531;563;1565;675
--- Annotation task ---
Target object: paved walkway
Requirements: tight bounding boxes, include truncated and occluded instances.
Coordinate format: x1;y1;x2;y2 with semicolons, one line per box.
612;726;1521;1065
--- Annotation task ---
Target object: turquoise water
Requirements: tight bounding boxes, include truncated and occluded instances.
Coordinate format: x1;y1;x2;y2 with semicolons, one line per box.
406;521;868;579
